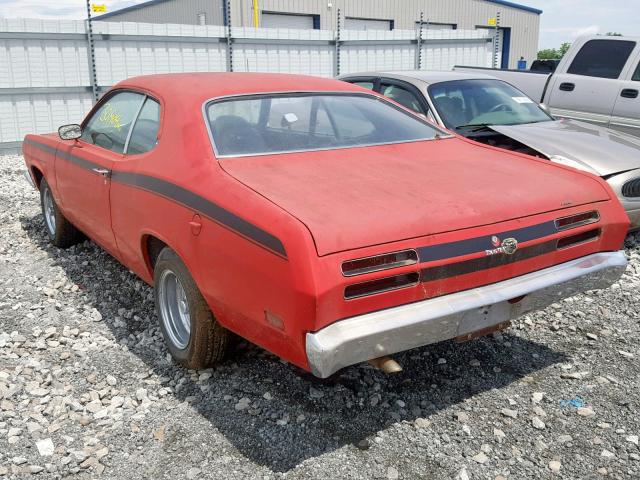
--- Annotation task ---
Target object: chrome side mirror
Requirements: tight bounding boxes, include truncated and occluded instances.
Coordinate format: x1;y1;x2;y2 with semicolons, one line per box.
58;124;82;140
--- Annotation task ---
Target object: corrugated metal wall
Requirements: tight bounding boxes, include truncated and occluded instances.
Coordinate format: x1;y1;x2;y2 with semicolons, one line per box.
0;18;494;146
99;0;540;68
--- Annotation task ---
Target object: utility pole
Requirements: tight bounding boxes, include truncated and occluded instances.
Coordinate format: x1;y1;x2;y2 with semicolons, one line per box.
85;0;99;102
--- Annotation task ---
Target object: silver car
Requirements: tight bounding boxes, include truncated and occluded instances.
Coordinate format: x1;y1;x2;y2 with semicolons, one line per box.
339;71;640;230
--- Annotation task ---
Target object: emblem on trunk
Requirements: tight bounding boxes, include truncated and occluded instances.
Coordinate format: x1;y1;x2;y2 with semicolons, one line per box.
501;237;518;255
485;236;518;256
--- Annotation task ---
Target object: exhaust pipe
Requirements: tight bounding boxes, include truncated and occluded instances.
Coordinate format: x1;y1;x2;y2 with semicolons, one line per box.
368;356;403;374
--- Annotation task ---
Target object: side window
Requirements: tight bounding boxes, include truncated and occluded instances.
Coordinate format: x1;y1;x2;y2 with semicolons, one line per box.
567;40;636;79
633;62;640;82
127;98;161;154
81;91;144;153
380;83;426;115
351;81;375;90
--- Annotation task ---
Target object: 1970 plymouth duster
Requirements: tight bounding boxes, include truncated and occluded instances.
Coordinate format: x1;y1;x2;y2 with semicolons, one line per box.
23;73;629;378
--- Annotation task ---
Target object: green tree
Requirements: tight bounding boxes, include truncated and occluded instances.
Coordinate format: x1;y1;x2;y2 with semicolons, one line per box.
537;42;572;60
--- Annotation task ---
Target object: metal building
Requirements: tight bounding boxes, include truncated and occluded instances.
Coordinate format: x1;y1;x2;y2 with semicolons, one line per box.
95;0;542;68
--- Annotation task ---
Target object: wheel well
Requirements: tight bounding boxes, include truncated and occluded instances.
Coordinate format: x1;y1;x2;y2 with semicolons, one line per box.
31;167;43;189
145;235;168;273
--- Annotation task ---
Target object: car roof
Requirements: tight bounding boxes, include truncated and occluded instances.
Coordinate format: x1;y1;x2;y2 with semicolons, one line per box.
341;70;496;86
116;72;363;103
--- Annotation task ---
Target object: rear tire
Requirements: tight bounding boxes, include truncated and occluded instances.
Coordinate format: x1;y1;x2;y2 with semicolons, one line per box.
39;177;82;248
154;247;230;369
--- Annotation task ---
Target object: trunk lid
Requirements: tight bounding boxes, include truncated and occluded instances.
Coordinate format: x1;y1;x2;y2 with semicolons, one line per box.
220;138;609;256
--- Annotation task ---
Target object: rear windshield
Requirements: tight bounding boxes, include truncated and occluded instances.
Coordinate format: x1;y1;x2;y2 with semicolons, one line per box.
205;93;444;157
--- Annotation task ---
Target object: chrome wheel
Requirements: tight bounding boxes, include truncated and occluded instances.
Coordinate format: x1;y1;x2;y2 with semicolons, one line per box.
43;186;56;235
158;269;191;350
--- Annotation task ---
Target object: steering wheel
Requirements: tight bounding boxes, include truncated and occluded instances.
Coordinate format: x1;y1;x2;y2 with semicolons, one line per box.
489;103;511;113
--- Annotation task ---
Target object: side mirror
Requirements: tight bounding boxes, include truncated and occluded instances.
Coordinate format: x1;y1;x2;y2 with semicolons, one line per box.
58;124;82;140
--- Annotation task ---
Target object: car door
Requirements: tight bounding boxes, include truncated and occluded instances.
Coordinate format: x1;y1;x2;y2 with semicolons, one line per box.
546;39;637;127
610;50;640;136
55;90;146;256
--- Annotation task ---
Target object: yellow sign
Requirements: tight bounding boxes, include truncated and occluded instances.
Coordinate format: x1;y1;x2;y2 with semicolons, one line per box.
92;4;107;13
487;17;497;26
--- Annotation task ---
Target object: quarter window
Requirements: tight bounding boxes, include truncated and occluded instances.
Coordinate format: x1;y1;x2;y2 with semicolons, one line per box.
567;39;636;79
81;91;145;153
633;62;640;81
127;98;161;154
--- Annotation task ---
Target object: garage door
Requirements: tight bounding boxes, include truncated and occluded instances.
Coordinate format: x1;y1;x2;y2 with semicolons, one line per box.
262;12;315;29
345;17;392;31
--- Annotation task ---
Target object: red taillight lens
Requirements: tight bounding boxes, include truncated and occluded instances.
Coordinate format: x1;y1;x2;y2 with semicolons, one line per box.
557;228;600;249
555;211;599;231
344;272;420;299
341;250;418;277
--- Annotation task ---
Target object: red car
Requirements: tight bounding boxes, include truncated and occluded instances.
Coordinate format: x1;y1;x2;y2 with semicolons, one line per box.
23;73;629;378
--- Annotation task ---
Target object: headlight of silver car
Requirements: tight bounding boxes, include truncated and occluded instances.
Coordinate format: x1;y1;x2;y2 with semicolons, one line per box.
621;177;640;198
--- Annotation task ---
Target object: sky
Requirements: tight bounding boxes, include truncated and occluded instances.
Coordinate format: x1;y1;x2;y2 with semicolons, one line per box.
0;0;638;50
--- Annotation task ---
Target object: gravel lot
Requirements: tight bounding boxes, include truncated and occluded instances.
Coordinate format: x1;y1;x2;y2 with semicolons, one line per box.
1;153;640;480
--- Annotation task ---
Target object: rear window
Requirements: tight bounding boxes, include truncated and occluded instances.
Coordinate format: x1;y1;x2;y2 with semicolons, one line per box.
205;93;444;157
567;39;636;79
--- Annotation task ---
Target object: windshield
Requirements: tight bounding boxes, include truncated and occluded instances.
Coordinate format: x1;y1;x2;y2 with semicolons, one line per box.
205;93;445;157
428;79;553;131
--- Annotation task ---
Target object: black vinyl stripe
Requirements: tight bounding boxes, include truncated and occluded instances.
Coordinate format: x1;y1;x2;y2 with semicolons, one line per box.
416;221;558;262
24;138;287;259
421;239;558;282
111;171;287;257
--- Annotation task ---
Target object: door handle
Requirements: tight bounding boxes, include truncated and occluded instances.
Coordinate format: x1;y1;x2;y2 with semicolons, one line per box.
559;82;575;92
92;168;111;177
621;88;639;99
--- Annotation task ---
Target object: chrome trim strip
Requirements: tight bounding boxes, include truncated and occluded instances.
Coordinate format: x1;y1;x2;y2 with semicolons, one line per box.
201;90;453;159
306;251;627;378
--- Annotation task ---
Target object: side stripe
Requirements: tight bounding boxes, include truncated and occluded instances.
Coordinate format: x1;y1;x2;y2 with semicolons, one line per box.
23;138;287;259
416;221;558;262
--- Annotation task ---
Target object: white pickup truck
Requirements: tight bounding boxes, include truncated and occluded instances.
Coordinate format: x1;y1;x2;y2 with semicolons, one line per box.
455;35;640;137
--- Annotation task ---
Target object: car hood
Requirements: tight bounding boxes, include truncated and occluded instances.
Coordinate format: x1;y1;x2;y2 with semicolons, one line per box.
489;119;640;176
220;138;609;256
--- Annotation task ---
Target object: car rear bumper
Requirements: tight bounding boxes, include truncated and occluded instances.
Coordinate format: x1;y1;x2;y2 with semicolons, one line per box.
306;251;627;378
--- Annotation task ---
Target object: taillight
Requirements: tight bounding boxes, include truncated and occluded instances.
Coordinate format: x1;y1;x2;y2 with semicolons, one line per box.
555;211;599;231
557;228;600;249
344;272;420;300
341;250;418;277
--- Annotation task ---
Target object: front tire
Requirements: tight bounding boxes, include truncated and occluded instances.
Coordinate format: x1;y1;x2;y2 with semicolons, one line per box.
39;177;82;248
154;247;230;369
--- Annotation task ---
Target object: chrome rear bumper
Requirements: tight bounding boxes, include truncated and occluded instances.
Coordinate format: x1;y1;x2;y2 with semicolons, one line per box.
306;251;627;378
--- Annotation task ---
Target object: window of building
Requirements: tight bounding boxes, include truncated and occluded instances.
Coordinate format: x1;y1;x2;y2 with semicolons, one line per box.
567;39;636;79
344;17;393;31
261;12;319;29
197;13;206;26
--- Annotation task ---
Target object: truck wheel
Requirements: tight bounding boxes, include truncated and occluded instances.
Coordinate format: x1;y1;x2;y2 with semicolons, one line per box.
154;247;230;369
40;177;82;248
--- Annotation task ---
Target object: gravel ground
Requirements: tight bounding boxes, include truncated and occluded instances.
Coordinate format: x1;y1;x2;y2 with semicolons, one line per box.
1;153;640;480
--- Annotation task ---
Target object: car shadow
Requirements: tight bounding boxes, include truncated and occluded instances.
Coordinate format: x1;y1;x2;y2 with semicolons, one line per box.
20;213;567;473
